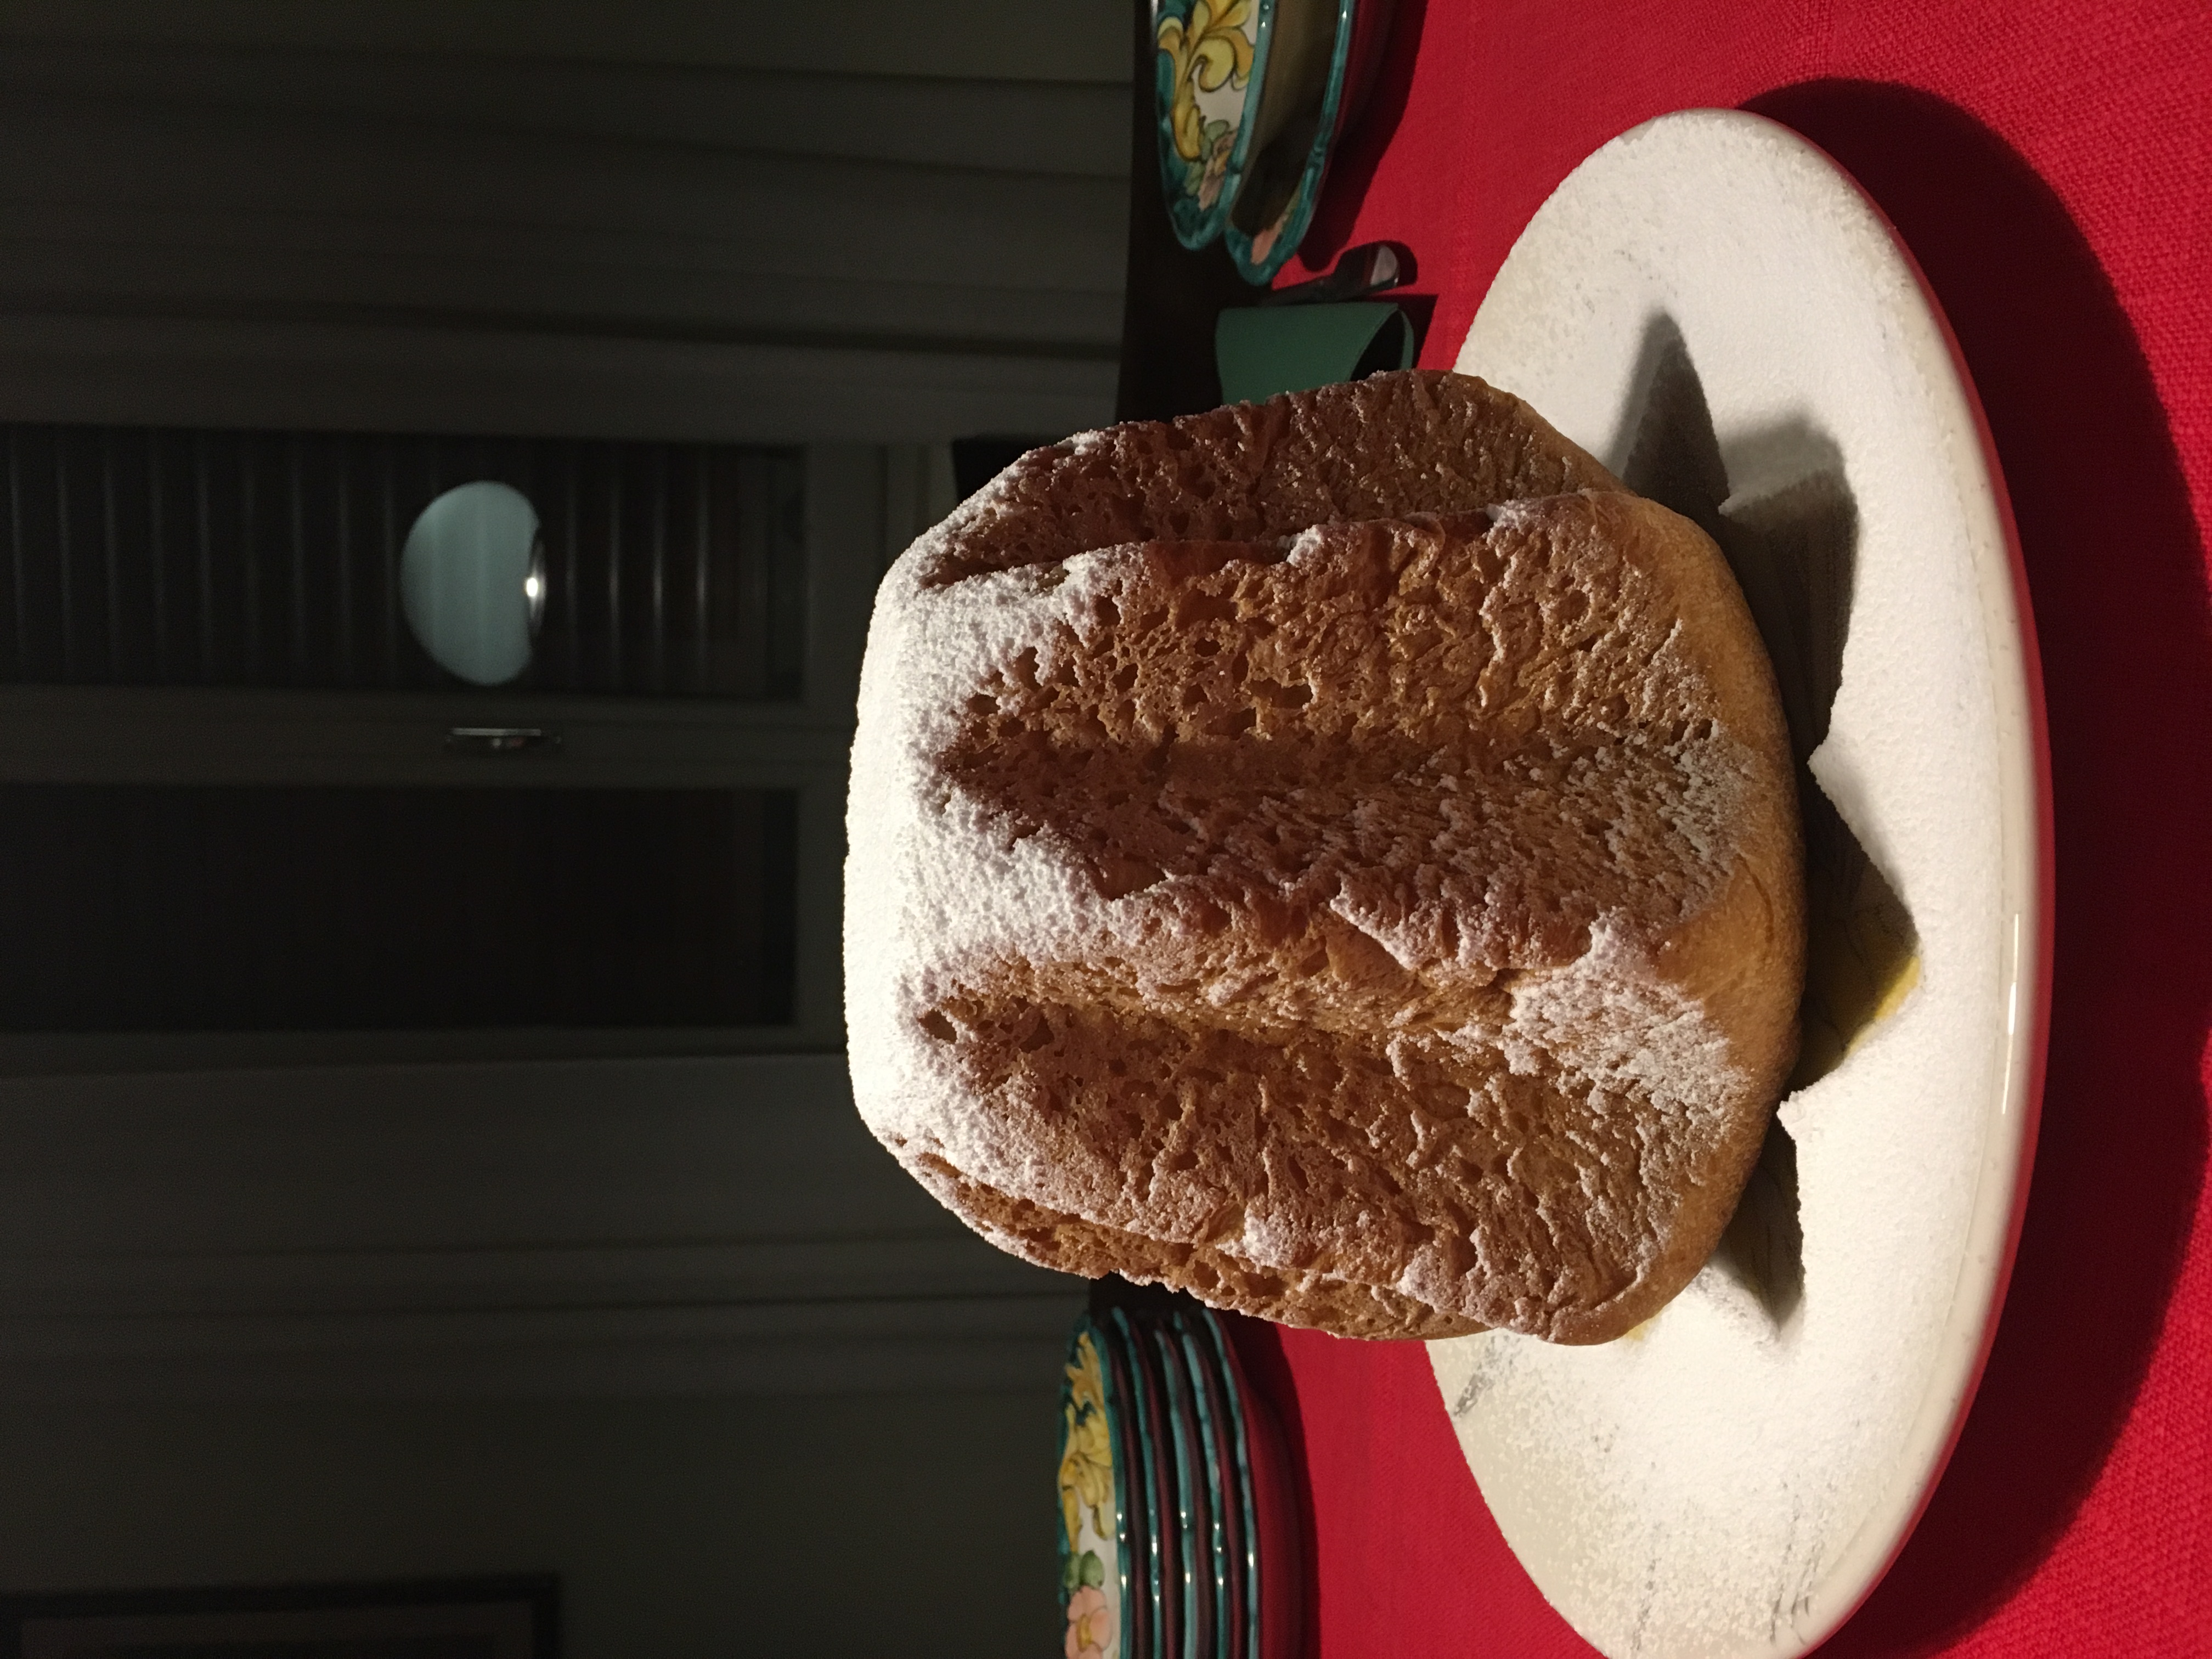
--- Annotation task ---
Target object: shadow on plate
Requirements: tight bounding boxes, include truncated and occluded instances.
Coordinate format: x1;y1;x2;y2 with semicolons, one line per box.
1605;314;1920;1327
1741;78;2212;1655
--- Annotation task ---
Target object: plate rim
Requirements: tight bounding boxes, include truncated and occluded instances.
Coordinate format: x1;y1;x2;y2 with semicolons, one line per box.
1190;1308;1265;1659
1150;1316;1217;1658
1223;0;1358;283
1778;106;2056;1649
1093;1312;1155;1659
1105;1305;1176;1659
1177;1307;1257;1659
1441;105;2054;1658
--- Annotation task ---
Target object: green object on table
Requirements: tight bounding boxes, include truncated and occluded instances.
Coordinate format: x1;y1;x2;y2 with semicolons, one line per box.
1215;301;1415;405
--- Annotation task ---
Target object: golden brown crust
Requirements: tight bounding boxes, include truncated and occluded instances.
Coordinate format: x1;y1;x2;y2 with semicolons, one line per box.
849;372;1804;1344
912;368;1624;589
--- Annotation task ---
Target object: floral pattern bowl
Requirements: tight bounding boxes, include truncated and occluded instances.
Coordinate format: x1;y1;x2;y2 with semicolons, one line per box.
1223;0;1395;283
1152;0;1269;250
1066;1293;1305;1659
1059;1318;1133;1659
1154;0;1397;275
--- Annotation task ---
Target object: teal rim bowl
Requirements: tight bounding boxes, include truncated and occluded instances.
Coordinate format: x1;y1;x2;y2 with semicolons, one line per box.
1058;1315;1136;1659
1107;1307;1175;1659
1223;0;1356;282
1151;1319;1217;1658
1177;1310;1249;1658
1188;1310;1262;1658
1098;1312;1159;1659
1153;0;1277;250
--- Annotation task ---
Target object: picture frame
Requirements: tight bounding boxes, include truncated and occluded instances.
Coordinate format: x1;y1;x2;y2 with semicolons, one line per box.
0;1574;557;1659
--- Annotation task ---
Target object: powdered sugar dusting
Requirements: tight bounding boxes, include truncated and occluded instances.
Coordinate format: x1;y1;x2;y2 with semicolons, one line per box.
847;548;1136;1175
851;467;1798;1344
1507;920;1745;1122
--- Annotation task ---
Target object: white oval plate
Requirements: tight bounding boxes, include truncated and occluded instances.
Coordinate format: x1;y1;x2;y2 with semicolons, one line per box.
1430;110;2052;1659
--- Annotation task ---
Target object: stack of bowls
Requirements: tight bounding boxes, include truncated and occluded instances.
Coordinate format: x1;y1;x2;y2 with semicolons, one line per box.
1057;1291;1302;1659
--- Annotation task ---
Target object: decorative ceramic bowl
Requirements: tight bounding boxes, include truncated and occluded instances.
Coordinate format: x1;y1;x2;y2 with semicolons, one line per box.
1153;0;1273;250
1170;1312;1239;1656
1098;1315;1163;1659
1082;1293;1305;1659
1115;1309;1186;1659
1182;1310;1254;1659
1058;1316;1138;1659
1223;0;1397;282
1104;1311;1168;1659
1200;1313;1304;1659
1177;1308;1254;1659
1150;1318;1218;1658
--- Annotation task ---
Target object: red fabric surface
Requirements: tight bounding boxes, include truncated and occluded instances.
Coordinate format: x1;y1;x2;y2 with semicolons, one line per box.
1241;1;2212;1652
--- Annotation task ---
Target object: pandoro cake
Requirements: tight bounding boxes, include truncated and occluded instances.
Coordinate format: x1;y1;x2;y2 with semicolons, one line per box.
845;370;1804;1344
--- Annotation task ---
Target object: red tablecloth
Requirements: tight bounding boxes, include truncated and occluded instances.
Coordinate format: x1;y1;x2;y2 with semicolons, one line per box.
1237;1;2212;1652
